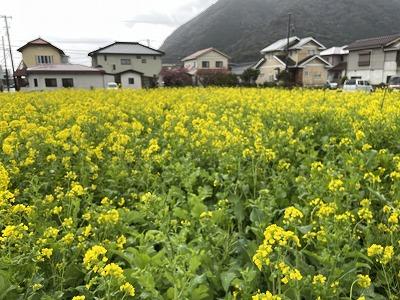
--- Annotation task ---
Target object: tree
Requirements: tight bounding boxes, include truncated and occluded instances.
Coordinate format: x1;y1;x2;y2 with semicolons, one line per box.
241;68;260;85
160;68;193;87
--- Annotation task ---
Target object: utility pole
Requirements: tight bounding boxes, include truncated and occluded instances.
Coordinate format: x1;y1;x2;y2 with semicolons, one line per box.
1;16;17;90
2;36;10;92
285;13;292;72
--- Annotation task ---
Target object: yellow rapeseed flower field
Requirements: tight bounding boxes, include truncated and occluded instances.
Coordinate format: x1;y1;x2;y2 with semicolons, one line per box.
0;88;400;299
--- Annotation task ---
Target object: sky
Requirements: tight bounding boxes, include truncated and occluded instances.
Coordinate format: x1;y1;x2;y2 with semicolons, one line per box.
0;0;217;69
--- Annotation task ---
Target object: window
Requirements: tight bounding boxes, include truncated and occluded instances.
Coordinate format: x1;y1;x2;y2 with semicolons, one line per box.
136;55;141;59
45;78;57;87
128;78;135;84
62;78;74;88
314;73;321;78
358;52;371;67
304;71;309;77
104;55;107;61
202;61;210;68
216;61;223;68
112;64;116;70
193;61;197;68
36;55;54;64
142;59;147;64
308;50;317;55
34;78;38;87
153;56;157;60
121;59;131;65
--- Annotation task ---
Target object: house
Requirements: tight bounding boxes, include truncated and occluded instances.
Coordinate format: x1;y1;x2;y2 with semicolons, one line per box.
256;36;332;86
182;48;230;74
16;38;69;68
345;34;400;84
320;46;349;83
22;64;107;90
230;62;259;83
88;42;164;87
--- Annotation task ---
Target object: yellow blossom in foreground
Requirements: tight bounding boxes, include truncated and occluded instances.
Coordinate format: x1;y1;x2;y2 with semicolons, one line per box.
252;291;281;300
100;263;124;278
357;274;371;288
120;282;135;296
283;206;303;224
72;296;85;300
312;274;327;285
83;245;107;270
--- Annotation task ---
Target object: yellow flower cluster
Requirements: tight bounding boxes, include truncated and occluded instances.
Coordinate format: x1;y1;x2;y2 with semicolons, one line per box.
252;291;281;300
283;206;303;224
253;224;300;271
367;244;394;264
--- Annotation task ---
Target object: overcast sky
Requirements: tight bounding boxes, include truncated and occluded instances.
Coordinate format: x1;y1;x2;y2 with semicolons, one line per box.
0;0;217;68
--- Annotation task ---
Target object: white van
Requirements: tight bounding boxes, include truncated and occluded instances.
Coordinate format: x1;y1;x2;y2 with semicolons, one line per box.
343;79;373;92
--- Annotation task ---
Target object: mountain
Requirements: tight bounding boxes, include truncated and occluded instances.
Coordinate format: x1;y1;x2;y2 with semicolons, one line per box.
160;0;400;63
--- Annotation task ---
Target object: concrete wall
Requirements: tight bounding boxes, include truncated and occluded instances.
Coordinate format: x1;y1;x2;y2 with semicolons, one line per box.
120;72;142;89
21;46;62;67
183;50;229;72
256;57;284;84
92;54;162;78
26;73;105;91
290;41;321;62
347;49;399;84
301;60;328;86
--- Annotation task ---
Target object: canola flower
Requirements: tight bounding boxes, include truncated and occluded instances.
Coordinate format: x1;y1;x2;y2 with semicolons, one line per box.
1;88;400;298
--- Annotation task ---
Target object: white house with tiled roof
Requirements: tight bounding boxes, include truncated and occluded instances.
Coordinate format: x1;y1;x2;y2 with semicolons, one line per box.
256;36;331;86
181;48;230;75
88;42;164;87
345;34;400;84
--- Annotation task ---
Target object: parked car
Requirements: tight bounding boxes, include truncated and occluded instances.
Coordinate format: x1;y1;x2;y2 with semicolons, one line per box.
388;76;400;91
325;81;338;89
107;82;119;90
343;79;373;92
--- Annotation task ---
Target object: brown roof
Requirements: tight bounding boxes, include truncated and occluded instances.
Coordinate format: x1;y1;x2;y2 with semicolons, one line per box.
17;38;66;55
346;33;400;51
181;47;230;61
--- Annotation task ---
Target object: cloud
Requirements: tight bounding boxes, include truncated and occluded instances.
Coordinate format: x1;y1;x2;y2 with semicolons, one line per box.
125;0;217;27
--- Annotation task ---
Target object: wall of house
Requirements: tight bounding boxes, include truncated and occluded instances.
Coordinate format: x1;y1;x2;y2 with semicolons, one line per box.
21;46;63;67
194;51;229;70
301;61;328;86
26;73;105;90
93;54;162;78
347;49;399;84
256;57;284;84
291;41;322;62
120;73;142;89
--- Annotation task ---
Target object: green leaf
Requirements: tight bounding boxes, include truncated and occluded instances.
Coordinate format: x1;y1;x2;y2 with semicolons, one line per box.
220;271;236;292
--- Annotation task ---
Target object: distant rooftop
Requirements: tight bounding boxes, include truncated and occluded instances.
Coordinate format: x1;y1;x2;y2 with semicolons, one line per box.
181;47;231;61
17;38;65;55
261;36;326;54
346;33;400;51
88;42;164;56
261;37;300;54
320;46;349;56
27;64;103;74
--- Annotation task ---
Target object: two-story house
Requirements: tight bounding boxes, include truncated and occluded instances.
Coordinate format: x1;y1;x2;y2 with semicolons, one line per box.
320;46;349;83
15;38;110;91
88;42;164;87
346;34;400;84
256;36;332;86
181;48;230;75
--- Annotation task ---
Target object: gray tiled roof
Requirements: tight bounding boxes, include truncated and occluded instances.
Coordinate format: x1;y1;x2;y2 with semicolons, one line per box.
346;34;400;51
89;42;164;56
27;64;103;73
